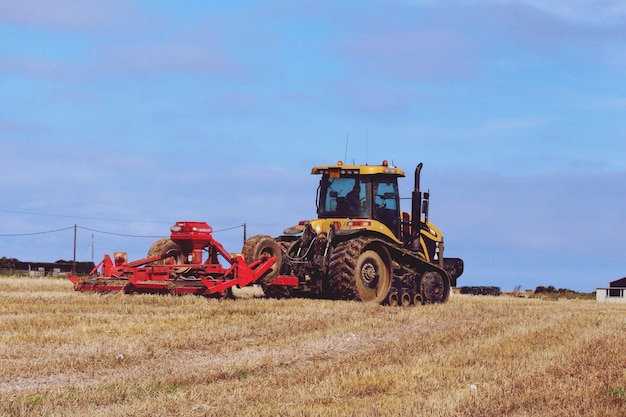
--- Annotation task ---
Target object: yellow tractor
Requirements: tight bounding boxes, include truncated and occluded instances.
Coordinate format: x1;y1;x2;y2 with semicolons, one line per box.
244;160;464;305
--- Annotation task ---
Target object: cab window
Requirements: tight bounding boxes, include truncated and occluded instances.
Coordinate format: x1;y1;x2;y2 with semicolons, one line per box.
319;177;371;218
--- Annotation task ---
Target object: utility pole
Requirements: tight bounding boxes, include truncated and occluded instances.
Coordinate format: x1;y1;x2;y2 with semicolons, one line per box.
73;224;77;275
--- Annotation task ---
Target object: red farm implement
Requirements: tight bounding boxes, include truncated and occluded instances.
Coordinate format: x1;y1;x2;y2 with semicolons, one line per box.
68;221;297;297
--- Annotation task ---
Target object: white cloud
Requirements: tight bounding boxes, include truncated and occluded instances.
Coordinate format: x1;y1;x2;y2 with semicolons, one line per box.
583;95;626;111
341;28;475;81
99;42;238;76
477;116;551;135
432;168;626;290
404;0;626;25
0;0;131;31
498;0;626;24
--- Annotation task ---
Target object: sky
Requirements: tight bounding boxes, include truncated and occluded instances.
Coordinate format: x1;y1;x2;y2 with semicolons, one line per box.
1;0;626;292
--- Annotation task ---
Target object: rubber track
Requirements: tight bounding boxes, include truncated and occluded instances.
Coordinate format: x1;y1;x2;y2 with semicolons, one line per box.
327;236;374;300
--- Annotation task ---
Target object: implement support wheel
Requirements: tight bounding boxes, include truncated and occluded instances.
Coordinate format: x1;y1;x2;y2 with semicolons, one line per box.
147;238;182;265
242;235;282;284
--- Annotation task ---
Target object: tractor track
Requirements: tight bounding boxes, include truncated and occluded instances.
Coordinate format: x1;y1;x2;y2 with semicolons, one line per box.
328;237;377;301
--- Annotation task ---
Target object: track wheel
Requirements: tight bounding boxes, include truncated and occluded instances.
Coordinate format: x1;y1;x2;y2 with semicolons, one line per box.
242;235;282;284
147;238;182;265
420;271;450;304
388;291;399;306
401;292;412;307
328;238;392;304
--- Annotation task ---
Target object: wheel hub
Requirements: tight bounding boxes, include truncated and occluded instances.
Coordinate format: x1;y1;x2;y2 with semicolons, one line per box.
360;260;378;288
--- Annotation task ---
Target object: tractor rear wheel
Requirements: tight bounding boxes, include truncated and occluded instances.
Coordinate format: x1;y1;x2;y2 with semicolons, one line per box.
328;238;392;303
147;238;182;265
420;270;450;304
242;235;282;284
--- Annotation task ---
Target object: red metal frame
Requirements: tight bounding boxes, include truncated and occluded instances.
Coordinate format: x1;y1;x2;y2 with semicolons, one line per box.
68;221;298;297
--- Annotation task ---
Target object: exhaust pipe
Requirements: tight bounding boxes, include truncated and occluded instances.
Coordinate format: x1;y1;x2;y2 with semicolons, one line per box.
411;163;423;236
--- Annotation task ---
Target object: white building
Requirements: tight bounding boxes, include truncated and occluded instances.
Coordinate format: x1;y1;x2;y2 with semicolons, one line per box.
596;277;626;303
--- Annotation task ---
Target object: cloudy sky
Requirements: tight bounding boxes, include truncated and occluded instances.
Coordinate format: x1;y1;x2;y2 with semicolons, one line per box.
1;0;625;292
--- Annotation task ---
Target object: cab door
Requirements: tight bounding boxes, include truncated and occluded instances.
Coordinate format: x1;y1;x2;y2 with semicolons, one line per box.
372;179;401;239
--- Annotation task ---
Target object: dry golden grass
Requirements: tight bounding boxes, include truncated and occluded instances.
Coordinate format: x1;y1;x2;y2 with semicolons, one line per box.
0;276;625;417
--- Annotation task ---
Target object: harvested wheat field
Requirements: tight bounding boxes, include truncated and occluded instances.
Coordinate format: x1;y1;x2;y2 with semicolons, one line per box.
0;276;625;417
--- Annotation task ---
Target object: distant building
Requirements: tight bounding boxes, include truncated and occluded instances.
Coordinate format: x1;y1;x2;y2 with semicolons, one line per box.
610;277;626;287
1;261;95;277
596;277;626;303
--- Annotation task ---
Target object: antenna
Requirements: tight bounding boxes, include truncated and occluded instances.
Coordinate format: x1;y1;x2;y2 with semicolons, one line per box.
365;128;368;165
344;134;349;162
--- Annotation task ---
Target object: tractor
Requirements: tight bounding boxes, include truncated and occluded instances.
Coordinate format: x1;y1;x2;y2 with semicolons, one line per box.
68;160;462;306
244;160;464;305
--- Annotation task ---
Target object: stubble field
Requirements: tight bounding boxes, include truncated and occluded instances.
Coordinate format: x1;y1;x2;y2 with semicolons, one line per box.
0;276;625;416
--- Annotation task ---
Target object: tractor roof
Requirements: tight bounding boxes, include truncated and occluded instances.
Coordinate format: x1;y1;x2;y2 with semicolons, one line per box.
311;161;405;177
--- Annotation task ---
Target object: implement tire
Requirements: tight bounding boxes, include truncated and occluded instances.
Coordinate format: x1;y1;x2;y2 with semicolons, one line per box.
147;238;182;265
242;235;282;284
328;237;392;304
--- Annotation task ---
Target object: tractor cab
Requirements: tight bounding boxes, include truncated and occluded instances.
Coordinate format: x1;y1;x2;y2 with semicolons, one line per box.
313;161;404;240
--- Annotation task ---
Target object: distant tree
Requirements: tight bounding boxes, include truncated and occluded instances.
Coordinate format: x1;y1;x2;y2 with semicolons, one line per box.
460;286;501;296
535;285;557;294
0;256;18;269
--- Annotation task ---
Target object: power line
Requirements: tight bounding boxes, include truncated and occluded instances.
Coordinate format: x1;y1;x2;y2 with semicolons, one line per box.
77;224;245;237
0;209;250;232
0;226;75;237
213;224;246;233
0;208;171;224
77;226;165;239
0;224;246;239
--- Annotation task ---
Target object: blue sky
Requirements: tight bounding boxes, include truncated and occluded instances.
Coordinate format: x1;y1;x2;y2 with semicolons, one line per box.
1;0;626;292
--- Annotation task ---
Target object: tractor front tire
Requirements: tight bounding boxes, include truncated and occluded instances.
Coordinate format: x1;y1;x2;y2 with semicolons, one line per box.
328;237;392;304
